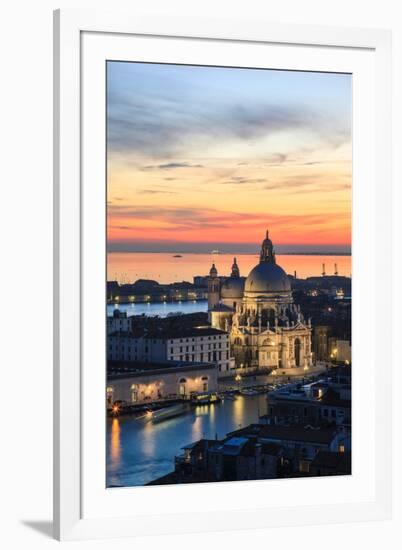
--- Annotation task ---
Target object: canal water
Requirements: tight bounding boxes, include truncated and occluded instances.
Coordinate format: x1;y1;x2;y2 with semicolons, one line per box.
107;300;207;318
107;394;267;487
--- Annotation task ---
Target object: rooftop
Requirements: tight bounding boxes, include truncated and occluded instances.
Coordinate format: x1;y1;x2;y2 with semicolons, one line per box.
311;450;351;473
107;359;216;380
228;423;339;445
144;326;228;339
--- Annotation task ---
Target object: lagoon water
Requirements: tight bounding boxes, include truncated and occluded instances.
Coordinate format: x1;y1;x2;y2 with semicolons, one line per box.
108;252;351;284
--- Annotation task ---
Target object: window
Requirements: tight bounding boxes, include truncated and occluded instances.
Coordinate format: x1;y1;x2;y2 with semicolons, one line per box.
299;460;310;473
294;338;301;367
339;444;345;453
130;384;139;403
106;386;114;406
178;378;187;396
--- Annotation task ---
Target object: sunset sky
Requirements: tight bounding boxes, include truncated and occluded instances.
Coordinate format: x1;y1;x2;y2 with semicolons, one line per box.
107;62;351;254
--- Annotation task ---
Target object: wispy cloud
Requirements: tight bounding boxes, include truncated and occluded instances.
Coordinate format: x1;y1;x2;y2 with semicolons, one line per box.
140;162;204;171
107;67;350;160
263;174;351;194
137;189;177;195
108;204;349;232
221;176;267;185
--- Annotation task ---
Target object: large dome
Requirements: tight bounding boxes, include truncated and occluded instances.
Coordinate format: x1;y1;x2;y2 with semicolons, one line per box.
244;262;291;295
220;277;245;299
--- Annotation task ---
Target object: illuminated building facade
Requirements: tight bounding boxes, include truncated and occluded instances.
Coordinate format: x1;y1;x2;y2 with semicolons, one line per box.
209;231;313;371
106;360;218;405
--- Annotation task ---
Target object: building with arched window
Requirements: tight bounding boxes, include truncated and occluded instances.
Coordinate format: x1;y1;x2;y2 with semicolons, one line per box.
209;231;313;372
107;360;218;406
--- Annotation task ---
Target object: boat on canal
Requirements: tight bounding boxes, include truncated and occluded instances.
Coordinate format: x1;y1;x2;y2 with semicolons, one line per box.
150;403;190;423
191;391;221;405
240;388;262;396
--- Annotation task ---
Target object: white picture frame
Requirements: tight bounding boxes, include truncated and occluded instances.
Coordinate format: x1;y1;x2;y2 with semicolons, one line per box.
53;8;392;541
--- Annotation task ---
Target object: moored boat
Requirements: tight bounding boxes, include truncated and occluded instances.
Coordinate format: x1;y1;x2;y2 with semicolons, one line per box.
191;391;221;405
240;388;259;396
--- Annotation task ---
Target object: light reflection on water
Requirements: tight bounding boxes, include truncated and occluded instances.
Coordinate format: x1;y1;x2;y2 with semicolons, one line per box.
110;418;120;463
106;395;266;487
108;252;351;284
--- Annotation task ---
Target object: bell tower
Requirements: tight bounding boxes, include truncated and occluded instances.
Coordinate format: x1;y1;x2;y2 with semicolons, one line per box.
230;257;240;278
208;263;220;310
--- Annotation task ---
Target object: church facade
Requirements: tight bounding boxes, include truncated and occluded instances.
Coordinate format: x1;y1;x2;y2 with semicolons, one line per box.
208;232;313;373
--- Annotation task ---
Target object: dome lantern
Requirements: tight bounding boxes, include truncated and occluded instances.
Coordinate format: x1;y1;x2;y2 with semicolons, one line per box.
260;229;276;264
243;230;291;298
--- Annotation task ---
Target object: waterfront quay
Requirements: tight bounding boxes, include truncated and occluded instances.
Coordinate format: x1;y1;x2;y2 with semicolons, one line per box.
107;278;207;304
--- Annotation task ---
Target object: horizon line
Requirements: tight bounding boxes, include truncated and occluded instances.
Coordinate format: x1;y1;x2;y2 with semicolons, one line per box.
107;250;351;256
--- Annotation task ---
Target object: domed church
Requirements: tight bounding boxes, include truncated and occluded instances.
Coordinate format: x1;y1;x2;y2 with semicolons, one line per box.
208;231;313;372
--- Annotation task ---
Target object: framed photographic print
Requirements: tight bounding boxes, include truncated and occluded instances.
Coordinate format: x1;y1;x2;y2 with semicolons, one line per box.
54;9;392;540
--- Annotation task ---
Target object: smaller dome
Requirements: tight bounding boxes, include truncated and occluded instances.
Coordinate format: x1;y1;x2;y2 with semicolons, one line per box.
209;263;218;277
221;277;244;299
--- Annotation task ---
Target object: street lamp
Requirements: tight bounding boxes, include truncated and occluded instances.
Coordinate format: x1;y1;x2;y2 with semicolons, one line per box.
235;374;242;391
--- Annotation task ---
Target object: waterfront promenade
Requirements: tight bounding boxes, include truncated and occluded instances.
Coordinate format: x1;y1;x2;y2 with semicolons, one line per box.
218;362;329;391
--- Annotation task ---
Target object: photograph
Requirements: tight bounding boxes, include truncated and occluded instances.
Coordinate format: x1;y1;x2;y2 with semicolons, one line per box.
105;61;352;487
